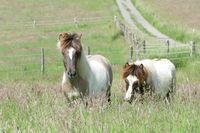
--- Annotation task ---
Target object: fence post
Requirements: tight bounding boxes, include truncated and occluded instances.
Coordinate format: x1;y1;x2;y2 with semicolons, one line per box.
114;16;119;29
124;26;128;39
119;21;122;32
114;16;117;22
85;46;90;55
114;16;117;29
33;20;36;28
129;46;133;63
190;41;196;57
122;24;125;34
134;34;137;46
166;40;170;53
143;40;146;53
136;41;140;61
41;48;45;74
128;32;132;44
74;17;78;27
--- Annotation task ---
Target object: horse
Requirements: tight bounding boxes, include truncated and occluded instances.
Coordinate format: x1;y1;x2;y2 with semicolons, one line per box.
57;32;113;102
122;59;176;103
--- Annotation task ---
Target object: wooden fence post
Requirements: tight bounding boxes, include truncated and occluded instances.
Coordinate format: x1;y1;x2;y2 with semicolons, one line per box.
122;24;125;34
114;16;119;29
128;32;132;44
87;46;90;55
124;26;128;39
136;41;140;61
129;46;133;63
114;16;117;22
74;17;78;27
143;40;146;53
166;40;170;53
41;48;45;74
190;41;196;57
119;21;122;32
85;46;90;55
33;20;36;28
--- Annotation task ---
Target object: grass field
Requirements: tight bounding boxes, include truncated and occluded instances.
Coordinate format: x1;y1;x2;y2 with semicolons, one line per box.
0;0;200;132
133;0;200;30
132;0;200;43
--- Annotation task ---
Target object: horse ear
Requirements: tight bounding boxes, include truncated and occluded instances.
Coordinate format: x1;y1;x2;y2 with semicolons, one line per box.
58;32;69;40
139;64;144;69
58;33;62;40
123;62;129;68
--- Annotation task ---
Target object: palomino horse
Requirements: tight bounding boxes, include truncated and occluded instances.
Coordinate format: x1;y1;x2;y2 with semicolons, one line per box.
57;32;113;102
122;59;176;103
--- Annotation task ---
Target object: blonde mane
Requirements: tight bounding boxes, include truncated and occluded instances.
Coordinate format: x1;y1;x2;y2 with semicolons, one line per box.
57;33;82;54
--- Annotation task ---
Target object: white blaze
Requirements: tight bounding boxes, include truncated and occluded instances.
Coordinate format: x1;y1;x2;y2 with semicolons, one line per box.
125;75;138;100
68;47;75;60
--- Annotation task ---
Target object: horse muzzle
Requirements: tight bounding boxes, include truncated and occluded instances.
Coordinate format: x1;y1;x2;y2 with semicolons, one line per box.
124;94;134;103
67;71;77;79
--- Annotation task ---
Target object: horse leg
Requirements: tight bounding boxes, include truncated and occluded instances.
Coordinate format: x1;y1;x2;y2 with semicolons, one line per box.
165;91;171;104
106;86;111;103
139;86;144;103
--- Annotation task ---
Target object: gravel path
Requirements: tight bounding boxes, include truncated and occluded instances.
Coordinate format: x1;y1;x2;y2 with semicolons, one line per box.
116;0;178;44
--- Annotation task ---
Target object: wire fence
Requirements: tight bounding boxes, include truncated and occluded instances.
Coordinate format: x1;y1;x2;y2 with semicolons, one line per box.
0;16;112;30
0;46;200;76
114;16;198;63
0;16;199;77
0;47;123;74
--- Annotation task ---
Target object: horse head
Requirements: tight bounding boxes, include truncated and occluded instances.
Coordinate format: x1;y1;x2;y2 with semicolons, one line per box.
122;62;148;103
57;32;82;79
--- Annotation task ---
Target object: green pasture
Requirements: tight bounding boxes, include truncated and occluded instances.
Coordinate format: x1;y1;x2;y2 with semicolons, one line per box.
132;0;200;44
0;0;200;132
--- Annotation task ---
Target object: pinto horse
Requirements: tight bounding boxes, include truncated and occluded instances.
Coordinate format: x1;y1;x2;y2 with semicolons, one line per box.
122;59;176;103
57;32;113;102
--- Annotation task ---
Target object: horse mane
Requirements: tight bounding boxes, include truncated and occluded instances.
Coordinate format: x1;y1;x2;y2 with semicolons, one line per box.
59;32;82;53
122;63;148;82
122;63;135;79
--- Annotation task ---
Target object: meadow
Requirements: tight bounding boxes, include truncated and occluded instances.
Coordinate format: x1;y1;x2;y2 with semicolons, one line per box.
0;0;200;132
132;0;200;43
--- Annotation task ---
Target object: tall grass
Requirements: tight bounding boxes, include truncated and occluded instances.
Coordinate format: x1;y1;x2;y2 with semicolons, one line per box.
0;81;200;132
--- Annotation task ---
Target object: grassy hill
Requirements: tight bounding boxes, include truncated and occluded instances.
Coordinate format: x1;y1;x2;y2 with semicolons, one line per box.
0;0;200;132
134;0;200;30
132;0;200;43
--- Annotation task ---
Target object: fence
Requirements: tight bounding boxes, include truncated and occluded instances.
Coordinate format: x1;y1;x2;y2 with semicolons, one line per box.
0;48;125;81
0;16;199;78
0;16;114;79
0;16;112;30
114;16;198;62
0;45;199;75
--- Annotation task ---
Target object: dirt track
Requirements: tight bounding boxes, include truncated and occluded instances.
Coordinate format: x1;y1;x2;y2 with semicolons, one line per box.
116;0;180;45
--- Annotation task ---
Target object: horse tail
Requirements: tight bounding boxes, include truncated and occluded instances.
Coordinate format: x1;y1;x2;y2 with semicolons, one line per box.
172;68;176;94
106;63;113;102
108;63;113;86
